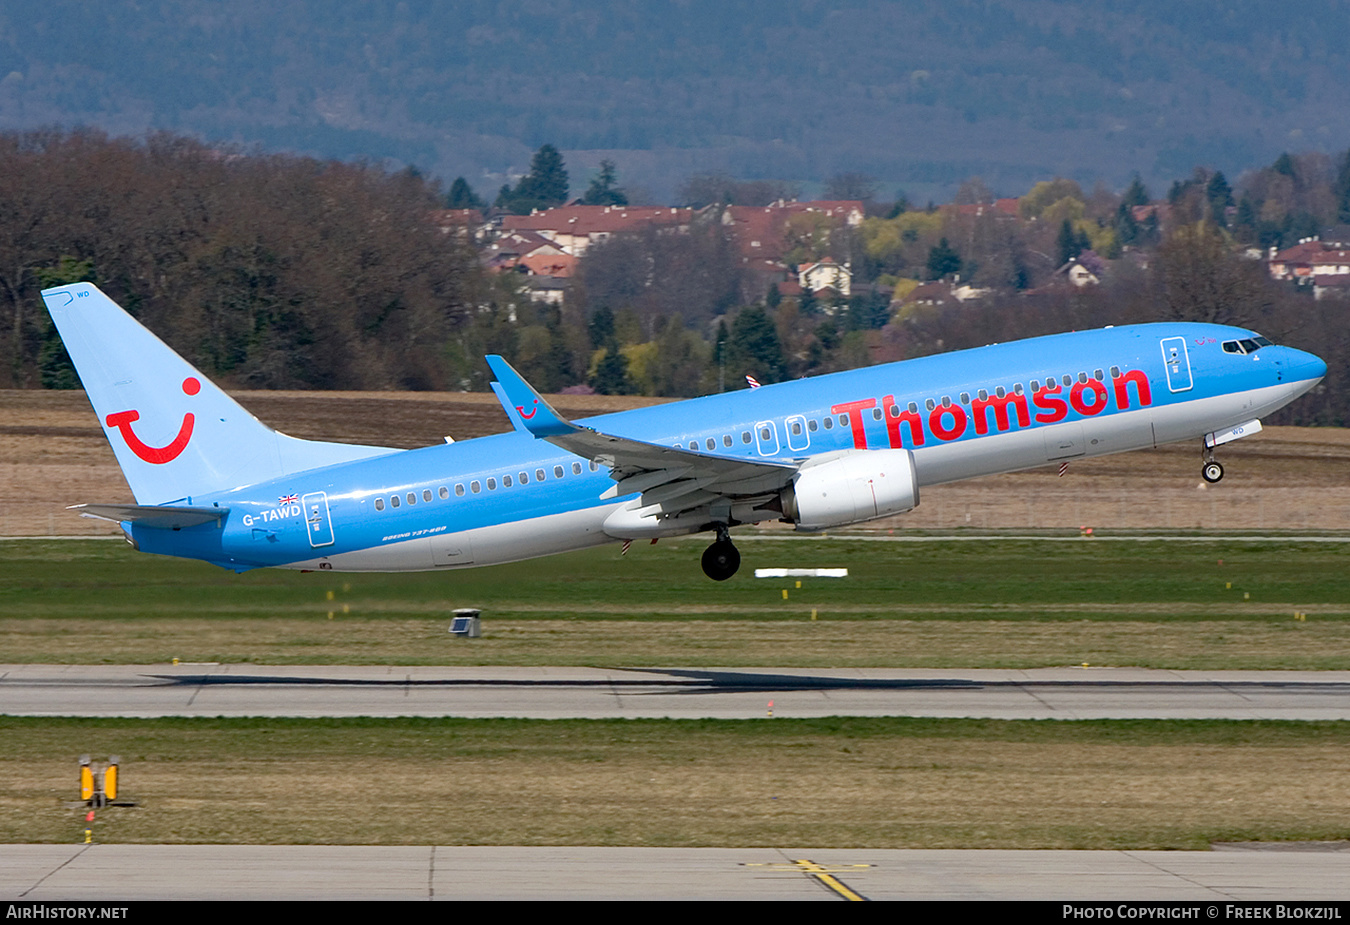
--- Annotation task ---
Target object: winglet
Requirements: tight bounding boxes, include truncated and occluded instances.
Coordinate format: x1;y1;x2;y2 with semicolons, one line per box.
484;355;578;437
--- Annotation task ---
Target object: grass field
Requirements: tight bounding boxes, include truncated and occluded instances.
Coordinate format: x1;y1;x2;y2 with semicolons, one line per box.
1;534;1348;668
4;716;1347;849
5;535;1348;849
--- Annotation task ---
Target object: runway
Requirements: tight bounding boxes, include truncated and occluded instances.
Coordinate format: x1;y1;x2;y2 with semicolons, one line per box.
3;664;1350;719
3;844;1348;900
8;664;1348;900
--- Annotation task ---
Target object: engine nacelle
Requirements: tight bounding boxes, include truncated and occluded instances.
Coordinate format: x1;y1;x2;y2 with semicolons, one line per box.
782;449;919;531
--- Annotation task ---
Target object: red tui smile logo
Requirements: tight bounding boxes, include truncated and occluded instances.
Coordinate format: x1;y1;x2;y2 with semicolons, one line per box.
105;377;199;464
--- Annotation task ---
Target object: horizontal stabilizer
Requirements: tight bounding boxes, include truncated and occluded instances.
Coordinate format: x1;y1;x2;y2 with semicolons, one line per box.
70;503;229;529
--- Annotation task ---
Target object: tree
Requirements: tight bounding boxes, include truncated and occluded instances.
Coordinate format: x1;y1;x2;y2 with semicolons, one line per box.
1158;221;1269;325
445;177;484;210
581;160;628;206
1336;149;1350;224
953;177;995;205
1121;174;1150;208
1206;171;1233;227
727;304;785;385
496;144;569;214
677;173;799;208
589;342;631;394
1056;219;1091;266
927;237;962;279
824;172;879;203
34;256;94;389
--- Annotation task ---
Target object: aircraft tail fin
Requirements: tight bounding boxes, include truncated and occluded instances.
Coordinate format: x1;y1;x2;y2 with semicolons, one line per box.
41;283;397;505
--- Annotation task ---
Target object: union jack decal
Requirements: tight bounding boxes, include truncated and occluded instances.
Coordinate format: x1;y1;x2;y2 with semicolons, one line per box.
278;493;299;504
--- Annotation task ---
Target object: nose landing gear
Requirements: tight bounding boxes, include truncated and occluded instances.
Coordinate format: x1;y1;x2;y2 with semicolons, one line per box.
1202;441;1224;483
701;524;740;581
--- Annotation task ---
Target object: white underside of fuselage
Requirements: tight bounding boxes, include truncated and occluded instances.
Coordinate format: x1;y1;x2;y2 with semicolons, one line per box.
282;503;621;572
282;378;1317;572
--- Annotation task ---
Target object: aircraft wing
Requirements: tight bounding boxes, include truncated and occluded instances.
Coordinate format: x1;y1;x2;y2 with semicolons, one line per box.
71;503;230;529
485;356;796;512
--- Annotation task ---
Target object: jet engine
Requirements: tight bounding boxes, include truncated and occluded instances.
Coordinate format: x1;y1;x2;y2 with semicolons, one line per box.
781;449;919;531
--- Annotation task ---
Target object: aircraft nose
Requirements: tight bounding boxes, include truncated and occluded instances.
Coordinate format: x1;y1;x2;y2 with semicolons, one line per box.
1285;347;1327;383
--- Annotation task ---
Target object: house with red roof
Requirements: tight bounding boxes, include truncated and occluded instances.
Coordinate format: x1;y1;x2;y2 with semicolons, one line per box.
498;205;696;256
1268;240;1350;283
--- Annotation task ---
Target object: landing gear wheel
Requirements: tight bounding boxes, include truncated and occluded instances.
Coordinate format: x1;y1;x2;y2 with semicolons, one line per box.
701;539;741;581
1202;461;1225;483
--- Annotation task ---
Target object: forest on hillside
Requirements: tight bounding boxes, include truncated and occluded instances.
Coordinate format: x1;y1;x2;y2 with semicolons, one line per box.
6;1;1350;197
0;129;1344;428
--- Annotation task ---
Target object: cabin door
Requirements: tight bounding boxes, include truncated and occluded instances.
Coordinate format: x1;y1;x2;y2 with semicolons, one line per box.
1160;337;1193;392
302;491;335;547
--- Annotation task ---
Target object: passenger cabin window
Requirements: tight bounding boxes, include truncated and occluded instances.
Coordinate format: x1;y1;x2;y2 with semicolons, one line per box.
406;493;416;505
423;489;433;502
502;475;513;487
554;466;564;478
374;498;385;512
487;478;497;490
455;484;465;497
871;408;883;420
390;495;400;508
723;435;733;447
823;417;834;429
925;399;935;412
470;480;481;493
741;431;752;443
706;438;716;450
807;420;818;432
960;392;970;404
572;462;582;475
438;486;449;500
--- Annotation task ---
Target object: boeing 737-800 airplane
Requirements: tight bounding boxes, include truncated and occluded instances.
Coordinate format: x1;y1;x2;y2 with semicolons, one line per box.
42;283;1325;580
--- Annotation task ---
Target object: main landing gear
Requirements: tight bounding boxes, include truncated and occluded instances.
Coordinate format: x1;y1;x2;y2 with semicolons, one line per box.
701;525;741;581
1201;441;1225;483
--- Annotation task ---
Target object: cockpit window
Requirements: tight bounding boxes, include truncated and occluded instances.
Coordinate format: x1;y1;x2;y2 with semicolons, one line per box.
1222;336;1274;355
